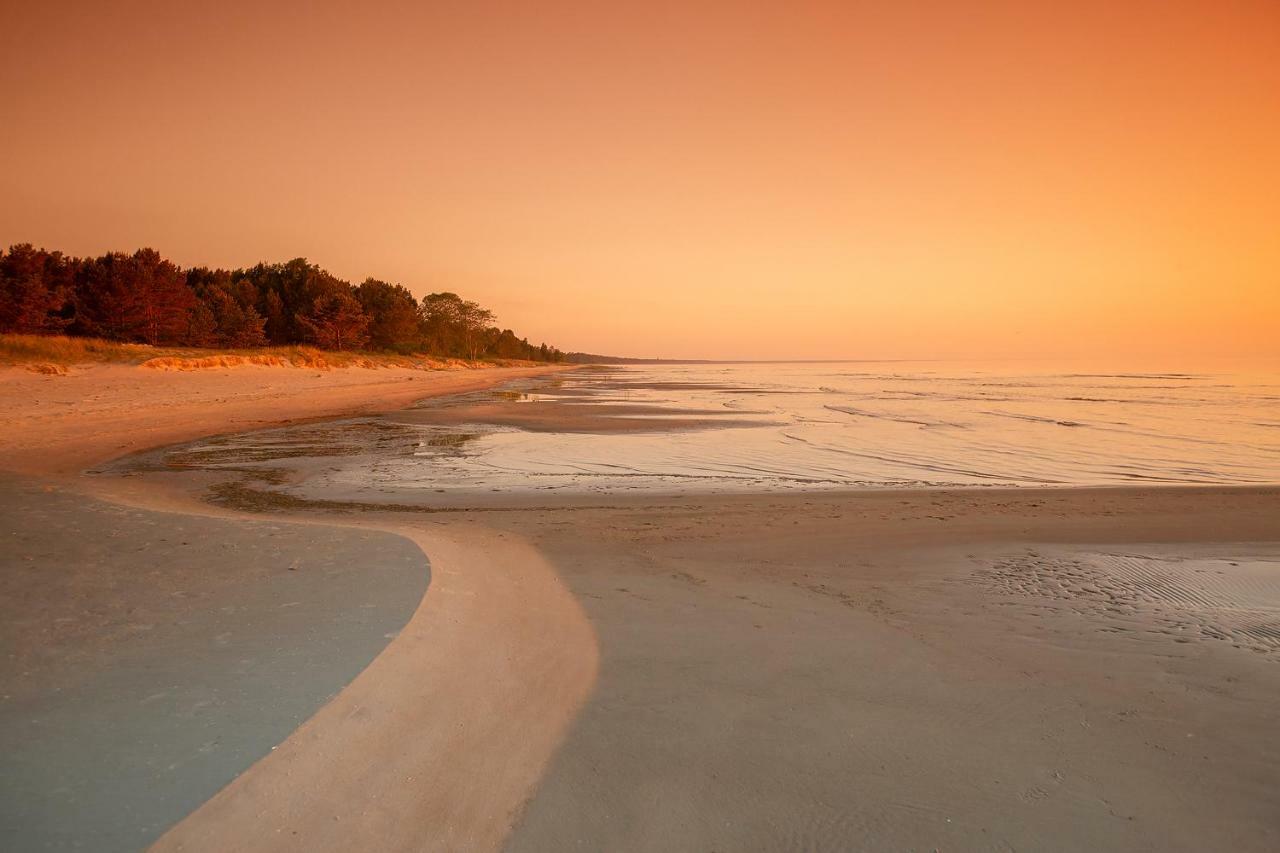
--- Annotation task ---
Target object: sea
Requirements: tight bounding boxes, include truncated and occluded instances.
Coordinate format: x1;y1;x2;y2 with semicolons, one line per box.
311;361;1280;497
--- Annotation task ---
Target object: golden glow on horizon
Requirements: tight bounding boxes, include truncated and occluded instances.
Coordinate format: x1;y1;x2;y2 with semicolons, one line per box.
2;1;1277;361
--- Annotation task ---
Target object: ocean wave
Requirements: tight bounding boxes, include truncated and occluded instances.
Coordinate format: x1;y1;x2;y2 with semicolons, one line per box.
823;405;967;428
980;410;1086;427
1059;373;1204;380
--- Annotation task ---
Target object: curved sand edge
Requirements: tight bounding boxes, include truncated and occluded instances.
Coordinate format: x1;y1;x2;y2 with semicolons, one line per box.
2;362;600;851
0;477;435;851
150;521;598;852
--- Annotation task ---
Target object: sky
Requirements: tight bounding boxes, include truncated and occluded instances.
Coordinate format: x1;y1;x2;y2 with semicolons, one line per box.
2;0;1278;362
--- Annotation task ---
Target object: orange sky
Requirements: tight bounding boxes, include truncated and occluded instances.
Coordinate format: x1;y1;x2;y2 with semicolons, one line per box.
2;0;1277;361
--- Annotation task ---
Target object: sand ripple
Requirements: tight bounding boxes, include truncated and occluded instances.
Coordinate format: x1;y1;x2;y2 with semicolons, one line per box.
974;551;1280;657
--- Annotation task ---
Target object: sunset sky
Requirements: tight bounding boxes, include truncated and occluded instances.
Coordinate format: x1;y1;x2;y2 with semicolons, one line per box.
2;1;1277;361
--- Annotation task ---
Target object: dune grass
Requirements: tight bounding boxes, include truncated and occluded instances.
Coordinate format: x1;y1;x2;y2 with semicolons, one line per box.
0;334;156;366
0;334;539;372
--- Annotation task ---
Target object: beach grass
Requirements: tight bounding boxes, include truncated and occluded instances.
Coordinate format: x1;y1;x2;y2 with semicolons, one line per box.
0;333;540;372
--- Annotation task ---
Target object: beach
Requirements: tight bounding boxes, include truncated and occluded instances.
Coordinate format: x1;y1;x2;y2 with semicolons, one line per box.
1;361;595;852
499;487;1280;850
0;361;576;479
2;362;1278;851
7;2;1276;848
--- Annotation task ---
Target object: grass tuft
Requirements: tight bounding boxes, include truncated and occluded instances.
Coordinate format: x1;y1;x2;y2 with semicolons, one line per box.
0;333;545;371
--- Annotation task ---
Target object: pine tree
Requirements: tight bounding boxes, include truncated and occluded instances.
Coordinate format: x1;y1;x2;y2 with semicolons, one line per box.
297;291;370;350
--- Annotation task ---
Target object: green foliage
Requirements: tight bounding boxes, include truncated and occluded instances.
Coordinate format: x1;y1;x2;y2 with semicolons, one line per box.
0;244;565;361
356;278;419;350
0;244;73;334
73;249;195;345
298;291;370;350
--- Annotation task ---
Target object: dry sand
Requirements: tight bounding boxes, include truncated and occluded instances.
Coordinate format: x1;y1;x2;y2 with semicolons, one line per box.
0;362;572;477
3;362;1279;851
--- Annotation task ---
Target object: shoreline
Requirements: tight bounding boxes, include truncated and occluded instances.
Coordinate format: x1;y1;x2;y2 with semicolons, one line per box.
0;476;433;851
4;362;1279;850
0;361;577;478
1;362;599;852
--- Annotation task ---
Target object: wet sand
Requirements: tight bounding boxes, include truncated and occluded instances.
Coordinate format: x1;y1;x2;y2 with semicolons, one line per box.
3;363;1279;851
495;489;1280;851
1;362;595;851
0;362;573;478
388;396;779;433
151;520;596;853
0;474;428;851
134;422;1280;850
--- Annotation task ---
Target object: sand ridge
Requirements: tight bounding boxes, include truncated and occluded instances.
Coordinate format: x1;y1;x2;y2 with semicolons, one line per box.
2;362;599;852
0;477;432;851
150;521;598;853
973;549;1280;656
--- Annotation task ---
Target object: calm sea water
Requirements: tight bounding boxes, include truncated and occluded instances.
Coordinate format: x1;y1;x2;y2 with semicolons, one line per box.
364;362;1280;495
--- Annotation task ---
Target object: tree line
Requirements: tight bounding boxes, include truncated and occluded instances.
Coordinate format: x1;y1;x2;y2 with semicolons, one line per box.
0;244;565;361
